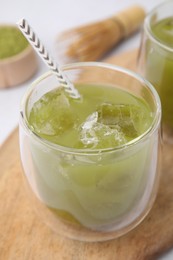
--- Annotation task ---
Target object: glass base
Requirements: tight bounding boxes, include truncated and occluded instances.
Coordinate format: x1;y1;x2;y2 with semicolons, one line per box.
33;199;154;242
25;179;157;242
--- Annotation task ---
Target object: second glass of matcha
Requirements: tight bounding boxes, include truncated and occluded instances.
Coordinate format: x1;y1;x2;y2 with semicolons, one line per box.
138;0;173;141
19;63;161;241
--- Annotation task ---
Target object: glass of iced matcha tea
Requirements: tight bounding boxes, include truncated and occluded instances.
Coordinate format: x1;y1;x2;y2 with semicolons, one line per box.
19;63;161;241
138;0;173;141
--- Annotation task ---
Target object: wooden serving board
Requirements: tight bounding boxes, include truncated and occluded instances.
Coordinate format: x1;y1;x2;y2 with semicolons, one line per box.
1;50;173;260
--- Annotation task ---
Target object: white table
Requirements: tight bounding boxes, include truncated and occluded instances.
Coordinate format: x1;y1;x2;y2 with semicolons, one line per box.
0;0;172;258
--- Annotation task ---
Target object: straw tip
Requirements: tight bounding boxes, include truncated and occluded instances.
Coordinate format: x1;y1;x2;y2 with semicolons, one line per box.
16;18;26;28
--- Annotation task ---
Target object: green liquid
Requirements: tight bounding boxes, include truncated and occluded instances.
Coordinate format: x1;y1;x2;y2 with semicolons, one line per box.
28;84;154;230
146;17;173;127
151;17;173;48
29;84;152;149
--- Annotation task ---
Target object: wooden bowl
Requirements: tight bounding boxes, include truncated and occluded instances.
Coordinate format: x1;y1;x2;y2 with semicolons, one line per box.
0;27;38;89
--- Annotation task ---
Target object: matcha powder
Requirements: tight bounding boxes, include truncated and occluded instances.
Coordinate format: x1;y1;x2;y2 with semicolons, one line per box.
0;26;29;59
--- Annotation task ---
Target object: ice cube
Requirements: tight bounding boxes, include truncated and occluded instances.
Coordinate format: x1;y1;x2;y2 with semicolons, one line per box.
97;103;140;138
79;103;143;149
29;88;76;136
80;112;99;147
79;112;126;149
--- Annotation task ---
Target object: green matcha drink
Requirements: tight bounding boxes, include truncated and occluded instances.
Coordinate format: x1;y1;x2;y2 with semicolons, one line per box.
28;84;152;226
20;64;161;241
29;84;153;149
139;1;173;130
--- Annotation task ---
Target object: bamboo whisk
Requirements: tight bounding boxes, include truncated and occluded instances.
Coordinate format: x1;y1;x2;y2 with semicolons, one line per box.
56;5;145;62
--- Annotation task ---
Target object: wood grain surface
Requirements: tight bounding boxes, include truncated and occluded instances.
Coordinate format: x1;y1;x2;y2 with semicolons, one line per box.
1;50;173;260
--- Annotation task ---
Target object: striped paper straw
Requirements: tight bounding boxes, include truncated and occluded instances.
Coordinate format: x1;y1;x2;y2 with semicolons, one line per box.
17;18;80;99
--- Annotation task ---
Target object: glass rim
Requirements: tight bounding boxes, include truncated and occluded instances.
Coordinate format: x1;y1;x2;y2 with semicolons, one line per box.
144;0;173;53
20;62;161;155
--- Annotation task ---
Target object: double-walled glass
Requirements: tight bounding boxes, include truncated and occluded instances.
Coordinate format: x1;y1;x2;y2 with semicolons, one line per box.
138;0;173;140
19;63;161;242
